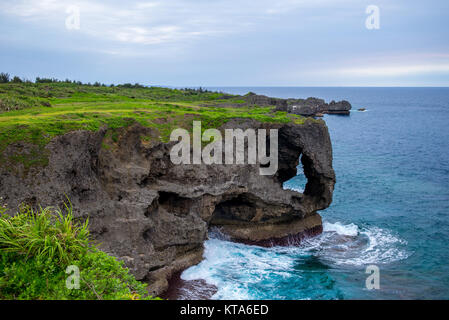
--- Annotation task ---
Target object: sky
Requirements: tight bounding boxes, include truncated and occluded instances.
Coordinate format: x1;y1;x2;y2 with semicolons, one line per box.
0;0;448;86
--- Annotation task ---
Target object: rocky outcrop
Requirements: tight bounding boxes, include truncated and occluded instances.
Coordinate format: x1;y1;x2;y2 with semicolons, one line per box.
0;118;335;296
242;93;351;116
200;93;351;117
325;100;352;114
285;97;326;116
244;92;287;109
282;98;352;116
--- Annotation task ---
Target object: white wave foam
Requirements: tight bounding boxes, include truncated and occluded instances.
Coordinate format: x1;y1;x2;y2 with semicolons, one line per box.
181;238;296;300
323;221;359;236
354;226;409;265
208;227;231;241
181;220;410;299
285;186;304;193
299;221;409;266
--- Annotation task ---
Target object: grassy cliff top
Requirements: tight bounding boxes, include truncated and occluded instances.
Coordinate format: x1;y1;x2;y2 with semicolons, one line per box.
0;82;306;170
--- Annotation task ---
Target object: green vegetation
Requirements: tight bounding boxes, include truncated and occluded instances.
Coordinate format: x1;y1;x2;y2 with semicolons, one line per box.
0;80;306;170
0;73;10;84
0;78;311;300
0;200;157;300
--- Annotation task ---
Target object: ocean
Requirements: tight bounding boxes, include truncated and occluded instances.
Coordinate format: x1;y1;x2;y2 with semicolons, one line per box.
181;87;449;300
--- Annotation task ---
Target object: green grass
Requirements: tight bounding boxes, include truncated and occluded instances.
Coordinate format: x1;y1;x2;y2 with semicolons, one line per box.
0;200;157;300
0;82;308;170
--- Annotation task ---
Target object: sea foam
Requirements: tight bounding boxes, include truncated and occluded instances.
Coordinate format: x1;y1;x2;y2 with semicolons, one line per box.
181;220;409;299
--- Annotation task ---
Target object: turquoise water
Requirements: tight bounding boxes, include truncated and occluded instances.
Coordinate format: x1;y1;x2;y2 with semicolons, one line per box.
182;87;449;300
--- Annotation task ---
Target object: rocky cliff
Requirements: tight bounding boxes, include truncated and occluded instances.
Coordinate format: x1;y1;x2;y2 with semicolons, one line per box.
282;98;352;116
0;118;335;296
243;93;352;116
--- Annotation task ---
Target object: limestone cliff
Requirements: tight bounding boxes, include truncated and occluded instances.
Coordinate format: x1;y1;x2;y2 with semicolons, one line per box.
243;93;352;116
0;118;335;295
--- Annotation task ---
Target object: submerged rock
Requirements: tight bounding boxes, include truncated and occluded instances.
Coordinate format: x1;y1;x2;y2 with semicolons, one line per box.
0;119;335;296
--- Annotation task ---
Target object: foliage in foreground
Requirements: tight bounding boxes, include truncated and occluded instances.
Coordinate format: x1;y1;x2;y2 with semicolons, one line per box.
0;201;157;300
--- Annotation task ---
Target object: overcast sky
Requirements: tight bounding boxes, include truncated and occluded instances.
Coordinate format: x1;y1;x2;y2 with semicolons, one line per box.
1;0;448;86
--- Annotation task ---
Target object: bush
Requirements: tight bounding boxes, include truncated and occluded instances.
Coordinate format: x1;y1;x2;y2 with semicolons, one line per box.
118;83;145;89
0;95;51;112
11;76;23;83
0;73;10;83
0;201;157;300
0;204;90;265
35;77;59;84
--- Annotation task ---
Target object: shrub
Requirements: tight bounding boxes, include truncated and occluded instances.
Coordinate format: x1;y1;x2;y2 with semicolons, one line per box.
0;96;51;112
118;83;145;89
0;204;90;265
35;77;59;83
0;201;157;300
11;76;23;83
0;73;10;83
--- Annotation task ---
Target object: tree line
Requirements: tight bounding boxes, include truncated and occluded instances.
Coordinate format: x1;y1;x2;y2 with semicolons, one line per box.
0;72;145;88
0;72;215;94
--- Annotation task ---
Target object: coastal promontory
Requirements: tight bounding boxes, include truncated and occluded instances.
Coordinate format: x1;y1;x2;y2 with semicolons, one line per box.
0;83;336;295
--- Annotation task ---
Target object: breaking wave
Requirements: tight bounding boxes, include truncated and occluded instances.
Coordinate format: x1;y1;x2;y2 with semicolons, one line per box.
181;220;409;300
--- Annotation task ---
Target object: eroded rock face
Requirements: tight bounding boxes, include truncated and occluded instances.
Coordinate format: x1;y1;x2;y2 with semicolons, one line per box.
277;97;352;116
0;119;335;296
326;100;352;114
244;93;287;109
202;93;351;116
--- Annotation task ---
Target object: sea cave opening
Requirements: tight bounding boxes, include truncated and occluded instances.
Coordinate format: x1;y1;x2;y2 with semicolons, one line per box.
283;154;307;194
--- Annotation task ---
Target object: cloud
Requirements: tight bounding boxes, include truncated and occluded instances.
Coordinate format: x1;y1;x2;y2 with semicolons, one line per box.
1;0;448;86
0;1;241;49
337;64;449;77
326;53;449;78
114;25;214;45
0;0;64;17
272;51;449;86
0;0;363;48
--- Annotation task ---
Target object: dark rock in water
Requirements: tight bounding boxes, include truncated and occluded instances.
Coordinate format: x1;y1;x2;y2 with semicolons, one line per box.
217;214;324;247
161;271;217;300
358;108;366;112
325;100;352;114
0;119;335;296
